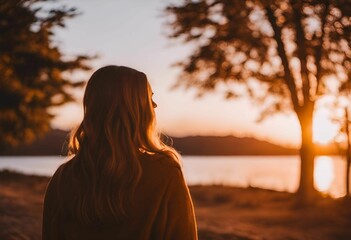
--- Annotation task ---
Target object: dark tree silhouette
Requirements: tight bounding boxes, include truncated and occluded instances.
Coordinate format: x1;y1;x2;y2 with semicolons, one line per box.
344;107;351;197
338;75;351;197
0;0;91;153
165;0;350;202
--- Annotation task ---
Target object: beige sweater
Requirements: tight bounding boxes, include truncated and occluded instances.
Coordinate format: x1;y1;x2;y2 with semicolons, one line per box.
42;153;198;240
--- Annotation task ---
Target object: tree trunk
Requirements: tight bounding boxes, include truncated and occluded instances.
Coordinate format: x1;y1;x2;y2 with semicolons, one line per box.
297;105;316;203
345;108;350;196
347;159;350;196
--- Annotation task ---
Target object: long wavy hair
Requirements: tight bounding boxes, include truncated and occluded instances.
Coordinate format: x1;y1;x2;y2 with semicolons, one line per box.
67;65;178;225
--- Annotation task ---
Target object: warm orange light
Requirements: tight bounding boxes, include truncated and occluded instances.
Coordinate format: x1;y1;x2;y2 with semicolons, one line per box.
314;156;334;193
313;109;338;144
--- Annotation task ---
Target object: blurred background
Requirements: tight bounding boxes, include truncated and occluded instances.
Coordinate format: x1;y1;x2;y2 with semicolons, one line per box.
0;0;350;239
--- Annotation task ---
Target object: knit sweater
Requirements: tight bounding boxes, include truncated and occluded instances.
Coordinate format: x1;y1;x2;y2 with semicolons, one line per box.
42;153;198;240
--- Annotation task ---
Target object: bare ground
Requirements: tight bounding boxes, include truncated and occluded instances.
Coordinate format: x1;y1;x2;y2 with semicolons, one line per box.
0;170;350;240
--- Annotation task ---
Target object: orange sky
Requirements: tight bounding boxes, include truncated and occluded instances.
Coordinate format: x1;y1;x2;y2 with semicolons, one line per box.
49;0;341;148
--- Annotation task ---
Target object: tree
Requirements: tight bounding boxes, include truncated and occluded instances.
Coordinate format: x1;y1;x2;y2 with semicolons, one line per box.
0;0;91;153
335;81;351;197
343;107;351;197
165;0;351;202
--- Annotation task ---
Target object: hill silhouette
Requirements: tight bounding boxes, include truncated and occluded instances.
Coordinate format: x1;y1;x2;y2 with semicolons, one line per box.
2;129;70;156
170;135;298;155
1;129;303;156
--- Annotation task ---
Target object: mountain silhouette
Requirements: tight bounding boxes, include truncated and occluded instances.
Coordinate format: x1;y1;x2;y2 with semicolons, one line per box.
1;129;304;156
2;129;70;156
170;135;297;155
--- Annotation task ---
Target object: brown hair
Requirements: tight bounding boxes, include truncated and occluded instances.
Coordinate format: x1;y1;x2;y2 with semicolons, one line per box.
68;65;178;225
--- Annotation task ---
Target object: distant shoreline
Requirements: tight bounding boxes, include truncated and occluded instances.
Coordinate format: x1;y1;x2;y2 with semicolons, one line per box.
0;154;342;157
1;129;341;156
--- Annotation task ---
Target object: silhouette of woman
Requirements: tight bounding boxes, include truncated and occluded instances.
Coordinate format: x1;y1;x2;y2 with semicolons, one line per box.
42;66;197;240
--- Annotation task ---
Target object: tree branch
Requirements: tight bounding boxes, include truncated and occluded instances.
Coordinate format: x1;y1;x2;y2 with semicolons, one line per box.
314;0;330;96
265;5;301;112
290;0;311;103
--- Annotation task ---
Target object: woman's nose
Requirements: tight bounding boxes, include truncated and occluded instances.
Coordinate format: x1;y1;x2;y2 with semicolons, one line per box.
152;100;157;108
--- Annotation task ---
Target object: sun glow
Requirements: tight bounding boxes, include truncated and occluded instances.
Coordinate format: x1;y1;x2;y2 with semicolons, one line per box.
314;156;334;193
313;109;339;144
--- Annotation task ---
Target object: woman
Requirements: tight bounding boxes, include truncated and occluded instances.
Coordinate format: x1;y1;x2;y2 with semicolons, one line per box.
42;66;198;240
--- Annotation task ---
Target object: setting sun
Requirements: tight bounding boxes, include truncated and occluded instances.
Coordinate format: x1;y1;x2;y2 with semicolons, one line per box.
313;109;339;145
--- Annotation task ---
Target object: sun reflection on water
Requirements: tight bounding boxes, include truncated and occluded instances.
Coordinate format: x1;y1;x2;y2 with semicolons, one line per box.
314;156;334;193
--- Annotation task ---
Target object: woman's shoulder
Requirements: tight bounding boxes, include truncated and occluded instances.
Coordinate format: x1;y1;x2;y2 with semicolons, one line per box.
139;152;186;191
49;156;76;184
141;152;181;172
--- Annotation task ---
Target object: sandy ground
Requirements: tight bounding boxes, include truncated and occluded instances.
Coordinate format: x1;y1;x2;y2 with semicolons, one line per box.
0;170;350;240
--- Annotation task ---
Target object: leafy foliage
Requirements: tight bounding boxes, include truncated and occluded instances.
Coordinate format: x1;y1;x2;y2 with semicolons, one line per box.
165;0;350;118
165;0;350;201
0;0;91;151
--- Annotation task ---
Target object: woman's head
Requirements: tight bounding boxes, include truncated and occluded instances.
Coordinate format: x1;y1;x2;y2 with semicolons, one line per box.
68;65;177;225
83;66;156;151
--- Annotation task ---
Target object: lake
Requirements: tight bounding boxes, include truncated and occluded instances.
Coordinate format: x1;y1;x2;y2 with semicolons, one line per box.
0;155;348;198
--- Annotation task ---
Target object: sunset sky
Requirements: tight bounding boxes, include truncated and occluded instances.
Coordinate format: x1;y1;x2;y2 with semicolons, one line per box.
49;0;340;148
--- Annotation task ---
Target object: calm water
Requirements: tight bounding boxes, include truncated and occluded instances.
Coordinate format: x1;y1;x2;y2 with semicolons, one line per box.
0;155;348;198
